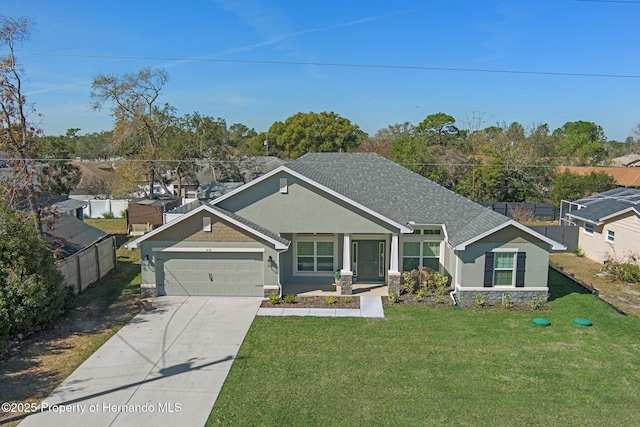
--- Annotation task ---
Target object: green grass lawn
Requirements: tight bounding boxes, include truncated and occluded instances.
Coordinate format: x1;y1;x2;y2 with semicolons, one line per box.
208;269;640;426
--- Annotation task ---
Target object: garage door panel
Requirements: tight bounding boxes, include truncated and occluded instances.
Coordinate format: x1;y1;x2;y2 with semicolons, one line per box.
158;252;264;296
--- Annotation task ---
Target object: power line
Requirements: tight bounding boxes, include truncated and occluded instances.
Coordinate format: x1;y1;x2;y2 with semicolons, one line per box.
14;51;640;80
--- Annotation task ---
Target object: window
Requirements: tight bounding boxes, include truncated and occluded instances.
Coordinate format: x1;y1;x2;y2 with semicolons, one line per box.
606;229;615;243
484;251;526;287
279;178;288;194
584;223;594;235
411;229;441;235
297;241;334;272
402;241;440;272
493;252;515;286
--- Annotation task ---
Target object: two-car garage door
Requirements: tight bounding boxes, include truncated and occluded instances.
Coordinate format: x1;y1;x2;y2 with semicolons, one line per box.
157;252;264;297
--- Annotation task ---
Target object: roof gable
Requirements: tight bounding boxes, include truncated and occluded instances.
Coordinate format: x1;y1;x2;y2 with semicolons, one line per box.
125;204;289;250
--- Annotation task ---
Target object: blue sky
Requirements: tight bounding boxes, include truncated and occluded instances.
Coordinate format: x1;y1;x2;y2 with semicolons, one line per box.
4;0;640;141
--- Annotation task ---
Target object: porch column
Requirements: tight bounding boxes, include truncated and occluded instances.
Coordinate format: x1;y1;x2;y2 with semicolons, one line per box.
388;233;401;294
340;233;353;295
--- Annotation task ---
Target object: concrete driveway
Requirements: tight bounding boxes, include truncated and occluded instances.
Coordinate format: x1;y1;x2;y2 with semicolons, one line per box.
20;296;261;427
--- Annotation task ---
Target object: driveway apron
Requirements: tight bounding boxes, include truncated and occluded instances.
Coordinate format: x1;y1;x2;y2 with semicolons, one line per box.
20;296;261;427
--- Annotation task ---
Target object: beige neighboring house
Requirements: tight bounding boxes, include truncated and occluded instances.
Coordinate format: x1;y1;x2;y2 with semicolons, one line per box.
563;188;640;263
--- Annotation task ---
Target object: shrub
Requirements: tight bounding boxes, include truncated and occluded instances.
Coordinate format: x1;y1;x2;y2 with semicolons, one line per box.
283;294;296;304
388;291;399;303
528;294;547;310
343;297;352;304
325;296;337;304
502;294;513;308
602;254;640;283
403;278;418;294
474;291;488;307
101;211;115;219
0;204;69;344
417;288;428;299
268;293;279;305
573;246;585;258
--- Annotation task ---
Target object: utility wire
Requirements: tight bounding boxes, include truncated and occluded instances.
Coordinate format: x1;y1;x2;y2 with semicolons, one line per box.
13;51;640;80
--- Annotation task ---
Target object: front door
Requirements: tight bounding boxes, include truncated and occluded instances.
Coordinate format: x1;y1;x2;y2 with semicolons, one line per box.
356;240;384;281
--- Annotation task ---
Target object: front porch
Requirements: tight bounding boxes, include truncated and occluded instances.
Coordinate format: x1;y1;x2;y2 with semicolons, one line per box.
284;282;389;297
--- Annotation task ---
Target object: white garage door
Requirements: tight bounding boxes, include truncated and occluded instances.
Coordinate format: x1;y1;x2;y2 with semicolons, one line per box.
158;252;264;296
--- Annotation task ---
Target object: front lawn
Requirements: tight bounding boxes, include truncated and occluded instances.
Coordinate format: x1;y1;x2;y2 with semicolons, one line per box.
208;269;640;426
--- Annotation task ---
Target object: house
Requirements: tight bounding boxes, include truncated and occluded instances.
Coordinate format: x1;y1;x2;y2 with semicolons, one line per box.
126;153;564;306
559;166;640;188
610;153;640;168
126;196;182;235
562;188;640;263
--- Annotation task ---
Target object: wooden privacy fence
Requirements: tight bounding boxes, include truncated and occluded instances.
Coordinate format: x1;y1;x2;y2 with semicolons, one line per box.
529;225;578;253
56;236;117;293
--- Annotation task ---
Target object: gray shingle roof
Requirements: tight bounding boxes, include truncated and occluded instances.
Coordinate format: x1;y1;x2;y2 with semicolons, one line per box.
570;188;640;223
286;153;509;247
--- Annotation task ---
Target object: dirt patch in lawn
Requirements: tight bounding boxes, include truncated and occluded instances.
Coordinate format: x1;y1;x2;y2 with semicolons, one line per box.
550;253;640;317
261;296;360;309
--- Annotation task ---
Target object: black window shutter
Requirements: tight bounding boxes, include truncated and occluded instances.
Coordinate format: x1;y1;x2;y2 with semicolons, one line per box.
483;252;494;287
515;252;526;287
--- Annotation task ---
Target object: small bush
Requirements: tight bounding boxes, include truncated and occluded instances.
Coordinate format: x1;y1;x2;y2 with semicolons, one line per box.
403;279;418;294
343;297;352;304
101;211;115;219
502;294;513;308
528;295;547;310
325;296;337;304
268;293;279;305
413;295;422;303
388;291;399;303
602;254;640;283
283;294;296;304
573;246;585;257
474;291;488;307
417;288;428;298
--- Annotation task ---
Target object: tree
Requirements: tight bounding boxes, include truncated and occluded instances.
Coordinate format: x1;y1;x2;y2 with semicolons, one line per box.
415;112;459;146
0;16;42;231
0;201;73;348
91;67;173;198
554;121;607;166
359;122;414;157
549;170;617;206
268;111;367;159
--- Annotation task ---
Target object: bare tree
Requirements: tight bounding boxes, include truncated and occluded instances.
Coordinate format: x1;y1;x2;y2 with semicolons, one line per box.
0;15;42;232
91;67;173;198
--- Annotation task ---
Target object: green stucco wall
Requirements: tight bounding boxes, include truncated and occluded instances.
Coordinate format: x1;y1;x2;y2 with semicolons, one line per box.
457;226;550;288
217;171;398;234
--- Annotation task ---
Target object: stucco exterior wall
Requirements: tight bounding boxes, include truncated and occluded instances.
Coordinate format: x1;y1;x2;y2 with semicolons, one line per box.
576;212;640;263
457;225;550;289
217;171;398;234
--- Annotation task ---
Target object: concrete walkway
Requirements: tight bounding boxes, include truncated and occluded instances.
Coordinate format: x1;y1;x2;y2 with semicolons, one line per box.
20;297;261;427
257;295;384;318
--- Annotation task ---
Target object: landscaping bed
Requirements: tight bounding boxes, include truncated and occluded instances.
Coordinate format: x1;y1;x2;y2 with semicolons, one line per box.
260;296;359;309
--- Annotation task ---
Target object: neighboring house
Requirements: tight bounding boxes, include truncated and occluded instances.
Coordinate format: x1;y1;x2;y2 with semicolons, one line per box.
559;166;640;187
610;153;640;168
562;188;640;263
126;153;563;306
126;196;182;235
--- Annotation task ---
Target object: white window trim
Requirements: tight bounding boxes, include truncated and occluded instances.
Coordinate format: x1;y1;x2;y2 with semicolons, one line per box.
583;223;594;236
492;248;518;287
293;234;338;276
605;229;615;243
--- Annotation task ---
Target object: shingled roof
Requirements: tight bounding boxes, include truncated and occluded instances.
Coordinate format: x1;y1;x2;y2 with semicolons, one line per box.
286;153;510;247
568;187;640;224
